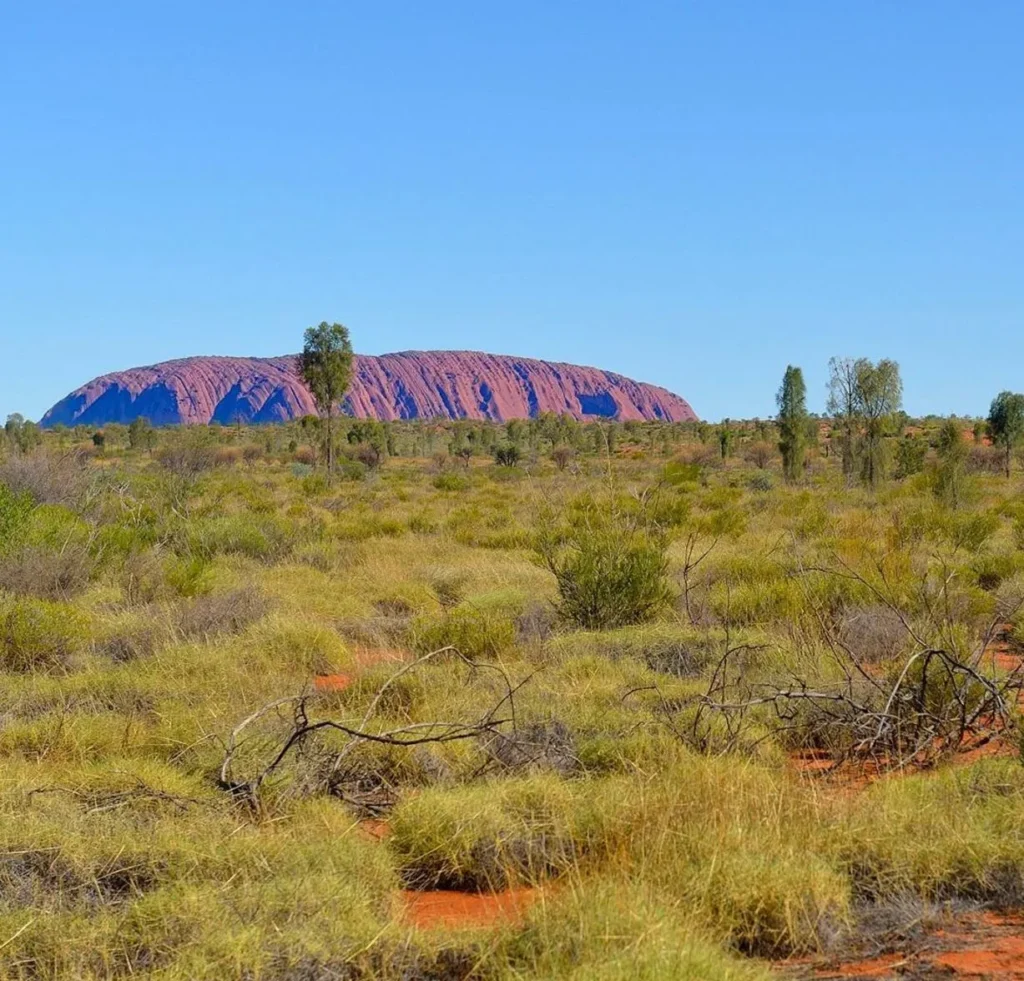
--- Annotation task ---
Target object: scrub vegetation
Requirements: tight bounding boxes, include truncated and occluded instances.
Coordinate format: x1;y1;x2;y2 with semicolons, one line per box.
2;372;1024;980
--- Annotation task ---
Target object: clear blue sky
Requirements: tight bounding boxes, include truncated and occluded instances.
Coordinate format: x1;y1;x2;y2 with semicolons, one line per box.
2;2;1022;423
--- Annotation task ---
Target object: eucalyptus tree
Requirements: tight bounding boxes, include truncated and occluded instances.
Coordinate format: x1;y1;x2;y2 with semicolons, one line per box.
299;322;354;477
988;391;1024;478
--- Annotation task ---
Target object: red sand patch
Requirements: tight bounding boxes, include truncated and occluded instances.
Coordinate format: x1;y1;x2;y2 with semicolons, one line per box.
353;647;408;668
823;954;906;978
982;628;1024;680
400;888;541;930
780;911;1024;980
314;648;410;692
313;673;353;692
935;942;1024;978
930;912;1024;979
359;818;391;841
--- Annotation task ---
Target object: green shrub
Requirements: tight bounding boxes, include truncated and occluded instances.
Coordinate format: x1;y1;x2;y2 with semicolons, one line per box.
494;444;522;468
189;514;293;561
301;472;330;496
432;472;469;492
427;567;470;609
972;552;1024;592
389;775;585;890
540;520;671;629
547;624;761;679
0;484;34;549
165;554;212;600
338;459;368;481
842;761;1024;903
411;608;515;658
0;597;88;671
505;880;771;981
406;509;440;534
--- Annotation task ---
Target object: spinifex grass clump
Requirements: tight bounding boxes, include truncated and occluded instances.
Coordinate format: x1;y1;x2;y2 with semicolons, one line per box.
0;596;88;671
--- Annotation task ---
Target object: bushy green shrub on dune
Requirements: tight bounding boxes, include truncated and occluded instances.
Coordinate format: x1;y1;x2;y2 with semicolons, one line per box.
539;518;672;629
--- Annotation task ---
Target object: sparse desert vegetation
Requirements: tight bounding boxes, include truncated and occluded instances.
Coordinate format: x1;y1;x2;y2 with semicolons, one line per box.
1;395;1024;980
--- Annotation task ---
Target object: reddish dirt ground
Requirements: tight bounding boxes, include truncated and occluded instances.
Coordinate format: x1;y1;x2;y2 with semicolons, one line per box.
982;628;1024;679
781;911;1024;980
314;647;410;692
358;818;391;841
351;647;408;667
313;673;353;692
399;887;542;930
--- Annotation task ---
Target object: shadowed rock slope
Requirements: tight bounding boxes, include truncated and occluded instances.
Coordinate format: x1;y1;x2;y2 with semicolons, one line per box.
41;351;697;426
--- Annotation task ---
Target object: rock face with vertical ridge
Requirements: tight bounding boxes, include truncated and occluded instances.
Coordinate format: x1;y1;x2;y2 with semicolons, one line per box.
40;351;697;426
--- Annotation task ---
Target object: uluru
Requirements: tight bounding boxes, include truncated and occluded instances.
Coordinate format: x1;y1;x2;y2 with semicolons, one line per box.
40;351;697;427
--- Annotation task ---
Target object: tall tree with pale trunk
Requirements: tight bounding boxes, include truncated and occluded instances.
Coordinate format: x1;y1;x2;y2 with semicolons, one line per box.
300;322;354;478
988;391;1024;478
827;356;902;488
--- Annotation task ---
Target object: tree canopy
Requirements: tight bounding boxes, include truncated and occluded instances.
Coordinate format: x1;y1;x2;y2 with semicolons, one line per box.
987;391;1024;478
299;322;354;475
776;365;807;482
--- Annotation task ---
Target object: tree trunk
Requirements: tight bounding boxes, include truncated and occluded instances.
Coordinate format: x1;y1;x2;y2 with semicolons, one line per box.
326;409;334;479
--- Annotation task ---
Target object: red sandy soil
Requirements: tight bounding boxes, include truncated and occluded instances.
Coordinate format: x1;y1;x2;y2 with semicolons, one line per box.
982;628;1024;678
816;954;905;978
314;673;353;692
781;912;1024;980
314;647;410;692
359;818;391;841
399;887;542;930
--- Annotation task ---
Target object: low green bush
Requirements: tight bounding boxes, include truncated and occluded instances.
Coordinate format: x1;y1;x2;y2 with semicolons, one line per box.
432;472;469;492
389;775;587;890
539;520;671;630
188;513;294;562
842;761;1024;903
546;623;759;678
411;608;515;658
0;597;88;672
502;880;772;981
0;484;33;549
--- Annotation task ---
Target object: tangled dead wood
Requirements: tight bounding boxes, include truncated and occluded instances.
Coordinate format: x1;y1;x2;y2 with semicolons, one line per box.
218;647;531;809
658;554;1024;772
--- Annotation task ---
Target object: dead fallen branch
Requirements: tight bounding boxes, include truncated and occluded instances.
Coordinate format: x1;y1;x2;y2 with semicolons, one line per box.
218;647;527;810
